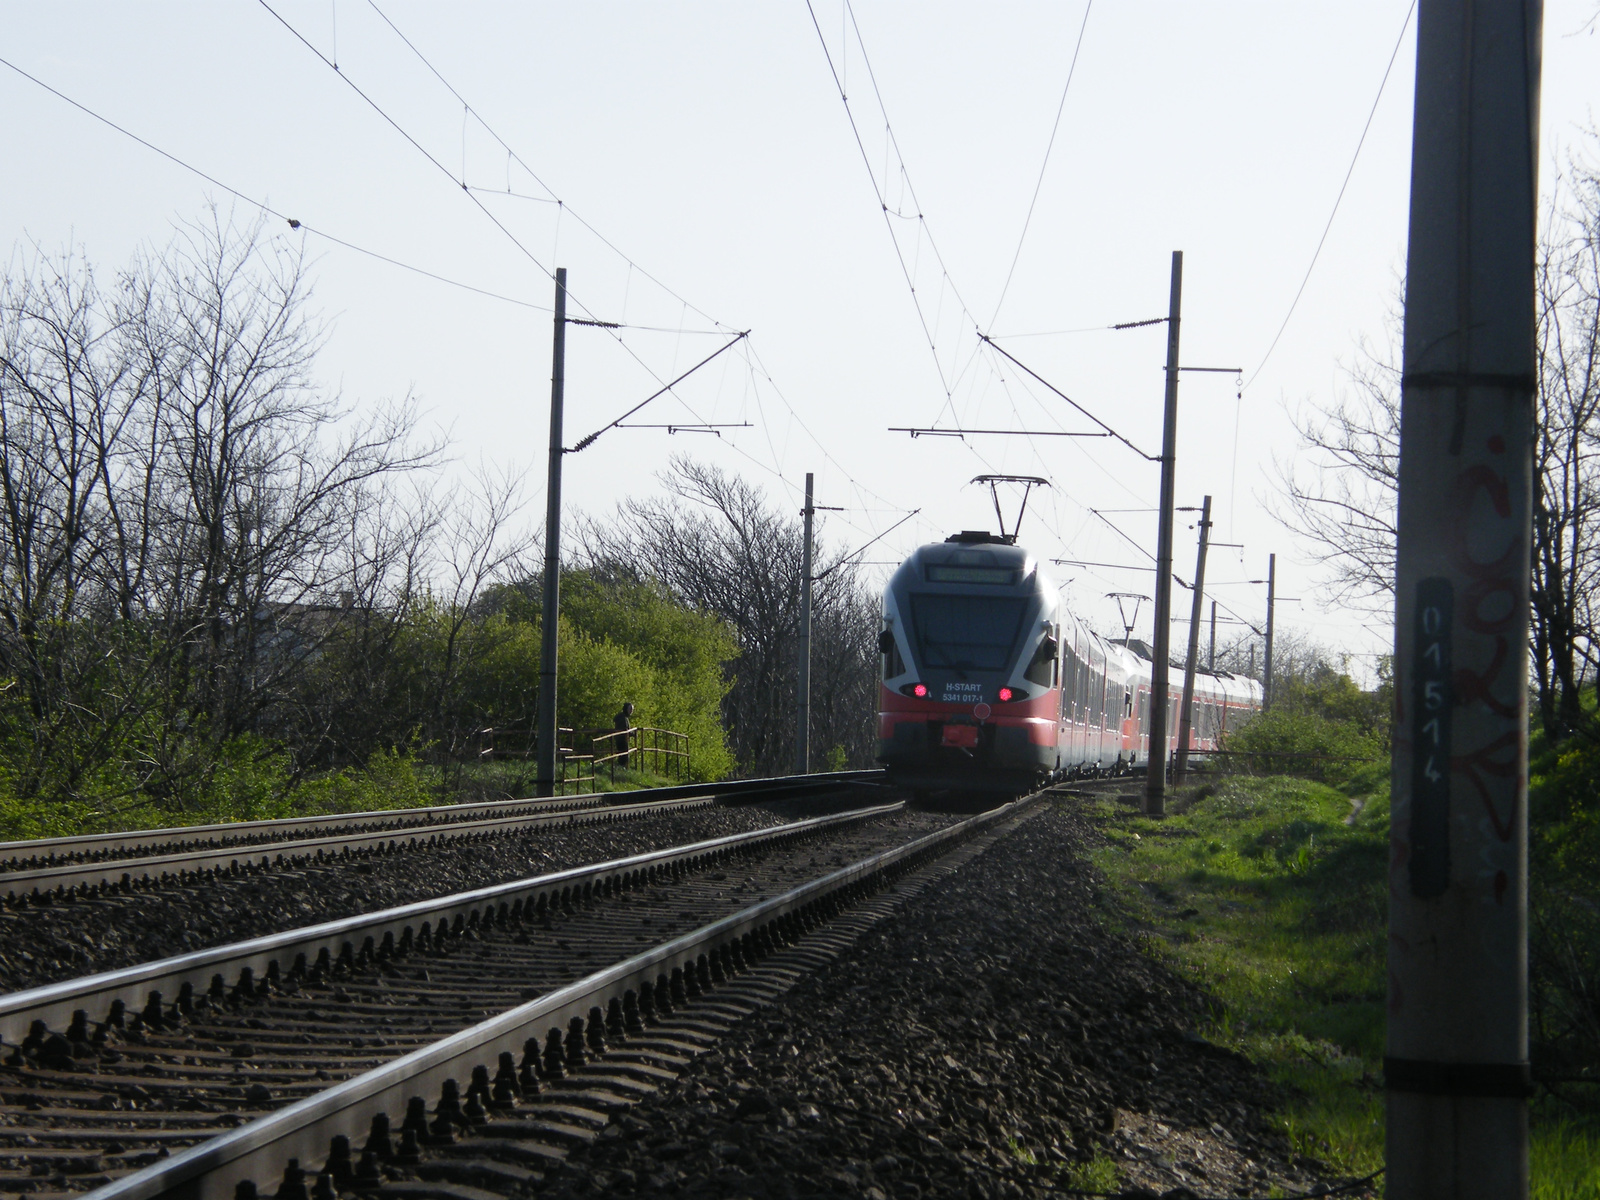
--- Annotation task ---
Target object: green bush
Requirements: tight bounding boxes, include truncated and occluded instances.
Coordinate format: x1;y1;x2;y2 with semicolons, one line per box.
556;624;657;734
0;724;446;839
1223;707;1388;792
558;573;736;782
1528;732;1600;1090
293;746;435;814
0;565;742;834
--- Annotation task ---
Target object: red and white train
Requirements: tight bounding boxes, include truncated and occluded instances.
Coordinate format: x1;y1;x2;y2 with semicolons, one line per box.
877;532;1263;794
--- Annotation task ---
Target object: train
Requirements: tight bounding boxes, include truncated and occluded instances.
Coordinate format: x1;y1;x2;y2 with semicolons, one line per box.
876;531;1263;795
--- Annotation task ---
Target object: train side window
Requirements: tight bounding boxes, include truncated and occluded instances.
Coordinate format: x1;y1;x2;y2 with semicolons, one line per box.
880;627;907;680
1024;630;1058;686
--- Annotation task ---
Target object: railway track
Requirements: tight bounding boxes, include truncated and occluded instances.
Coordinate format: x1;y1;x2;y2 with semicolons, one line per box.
0;798;718;907
0;772;890;906
0;798;609;873
0;795;1038;1199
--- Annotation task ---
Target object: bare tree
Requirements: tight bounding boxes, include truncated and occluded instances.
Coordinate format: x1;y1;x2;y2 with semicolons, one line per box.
1531;160;1600;736
410;465;538;785
0;211;442;811
579;458;879;775
1276;142;1600;740
1275;308;1402;612
135;213;437;736
0;245;150;802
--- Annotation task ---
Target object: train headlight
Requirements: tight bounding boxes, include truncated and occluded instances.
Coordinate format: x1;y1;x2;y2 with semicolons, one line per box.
912;683;929;698
997;687;1014;702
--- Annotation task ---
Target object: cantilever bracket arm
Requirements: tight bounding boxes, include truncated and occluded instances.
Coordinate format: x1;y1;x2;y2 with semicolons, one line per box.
811;508;923;583
978;334;1158;461
569;331;749;452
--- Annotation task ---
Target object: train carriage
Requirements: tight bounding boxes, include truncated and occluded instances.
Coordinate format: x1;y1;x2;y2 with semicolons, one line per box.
877;531;1262;794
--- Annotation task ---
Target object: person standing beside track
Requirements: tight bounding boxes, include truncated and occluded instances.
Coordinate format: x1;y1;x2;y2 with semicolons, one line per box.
613;701;635;769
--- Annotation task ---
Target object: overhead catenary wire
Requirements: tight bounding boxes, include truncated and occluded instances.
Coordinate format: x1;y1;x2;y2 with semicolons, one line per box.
256;0;743;444
387;5;1147;585
803;0;1132;577
0;52;582;318
0;48;722;341
257;2;558;285
11;7;928;582
1083;510;1268;637
1243;0;1416;389
356;0;922;548
8;26;917;566
987;0;1094;331
804;0;968;414
364;0;732;336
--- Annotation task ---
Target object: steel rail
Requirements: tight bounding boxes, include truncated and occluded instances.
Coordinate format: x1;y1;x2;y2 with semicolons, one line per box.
86;793;1039;1200
0;770;889;871
0;802;904;1046
0;796;607;869
0;795;728;904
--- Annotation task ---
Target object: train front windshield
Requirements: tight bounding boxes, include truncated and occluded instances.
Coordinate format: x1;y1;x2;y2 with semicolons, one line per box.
910;594;1026;671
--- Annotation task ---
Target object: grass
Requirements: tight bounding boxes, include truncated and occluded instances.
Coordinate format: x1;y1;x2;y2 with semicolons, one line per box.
1056;1154;1122;1193
1533;1117;1600;1199
1086;775;1600;1198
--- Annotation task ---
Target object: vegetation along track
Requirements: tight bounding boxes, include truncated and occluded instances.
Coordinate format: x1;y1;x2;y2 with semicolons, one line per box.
0;773;889;906
0;796;1010;1196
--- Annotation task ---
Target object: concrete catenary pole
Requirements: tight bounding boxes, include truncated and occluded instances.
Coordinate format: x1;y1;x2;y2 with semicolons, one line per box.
1262;553;1276;710
535;268;568;798
1208;600;1217;670
1387;3;1541;1196
1143;251;1183;817
1173;495;1212;785
796;472;815;775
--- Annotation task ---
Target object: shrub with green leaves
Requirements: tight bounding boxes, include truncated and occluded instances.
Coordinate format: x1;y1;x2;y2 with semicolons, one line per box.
1528;730;1600;1091
1223;707;1387;792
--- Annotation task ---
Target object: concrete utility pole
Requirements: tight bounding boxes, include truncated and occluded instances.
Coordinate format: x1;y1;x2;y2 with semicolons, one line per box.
1143;250;1183;817
535;268;568;798
1208;600;1217;670
796;472;815;774
1174;495;1212;785
1386;3;1540;1197
1262;553;1276;709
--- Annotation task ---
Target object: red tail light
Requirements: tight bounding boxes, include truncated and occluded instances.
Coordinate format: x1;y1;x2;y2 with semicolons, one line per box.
998;687;1014;702
912;683;929;698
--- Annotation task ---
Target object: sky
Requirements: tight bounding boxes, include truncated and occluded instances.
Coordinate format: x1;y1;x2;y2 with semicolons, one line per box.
3;2;1597;681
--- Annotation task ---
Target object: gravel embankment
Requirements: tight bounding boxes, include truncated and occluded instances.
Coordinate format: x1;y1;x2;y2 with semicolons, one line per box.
0;798;877;995
538;800;1332;1200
